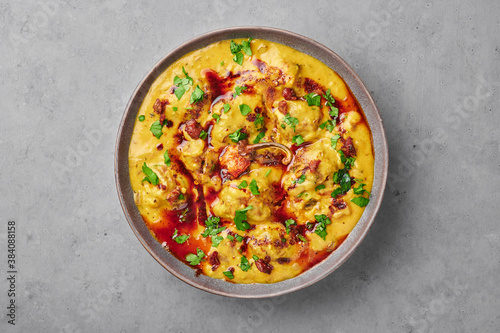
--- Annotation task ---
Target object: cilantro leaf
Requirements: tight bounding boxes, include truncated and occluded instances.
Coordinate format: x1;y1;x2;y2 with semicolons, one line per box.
172;229;189;244
331;187;344;198
293;174;306;185
234;205;253;231
223;103;230;113
235;234;244;242
351;197;370;207
249;179;260;195
353;183;367;195
190;85;204;104
323;89;339;118
315;184;326;191
199;130;208;140
252;255;259;261
141;162;159;185
164;150;171;166
304;93;321;106
297;235;308;242
319;120;335;132
230;40;242;54
254;114;264;128
211;235;224;248
331;134;341;149
233;52;244;65
253;131;265;144
239;104;252;116
212;114;220;123
223;270;234;279
228;128;248;143
238;180;248;189
292;134;305;145
227;234;234;241
233;85;248;97
285;219;296;234
265;169;271;177
283;113;299;132
240;256;251;271
202;216;226;238
314;214;332;240
185;248;205;265
241;40;252;56
150;120;163;139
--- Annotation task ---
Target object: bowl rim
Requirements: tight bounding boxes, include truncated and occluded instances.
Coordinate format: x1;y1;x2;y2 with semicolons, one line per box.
115;26;388;298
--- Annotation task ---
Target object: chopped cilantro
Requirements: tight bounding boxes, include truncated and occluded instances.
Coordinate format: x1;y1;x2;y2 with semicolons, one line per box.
141;162;159;185
297;235;308;242
323;89;339;118
178;193;185;200
265;169;271;177
240;256;251;271
212;114;220;123
220;61;224;66
234;205;253;231
238;180;248;189
190;85;204;104
199;130;208;140
228;128;248;143
314;214;332;240
351;197;370;207
173;67;193;100
315;184;326;191
172;106;178;111
241;39;252;56
233;85;248;97
292;134;305;145
252;255;259;261
283;113;299;132
150;120;163;139
285;219;296;234
211;235;224;247
293;174;306;185
227;234;234;241
304;93;321;106
333;168;351;193
230;40;242;54
138;115;145;122
249;179;260;195
235;234;244;242
319;120;335;132
172;229;189;244
185;248;205;265
202;216;226;238
353;182;370;195
239;103;252;116
253;131;266;144
223;103;230;113
331;187;344;198
331;134;341;149
233;52;244;65
164;150;171;166
223;270;234;279
338;150;356;170
254;113;264;128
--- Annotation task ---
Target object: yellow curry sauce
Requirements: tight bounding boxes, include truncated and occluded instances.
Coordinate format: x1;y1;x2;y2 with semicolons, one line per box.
129;39;374;283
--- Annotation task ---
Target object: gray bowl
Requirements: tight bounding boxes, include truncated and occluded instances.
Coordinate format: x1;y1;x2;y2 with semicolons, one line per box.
115;26;388;298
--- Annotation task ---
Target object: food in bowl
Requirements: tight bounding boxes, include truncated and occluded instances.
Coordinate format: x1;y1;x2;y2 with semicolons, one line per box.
128;38;374;284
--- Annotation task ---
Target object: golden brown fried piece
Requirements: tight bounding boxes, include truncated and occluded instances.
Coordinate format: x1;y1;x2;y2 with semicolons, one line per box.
219;145;251;178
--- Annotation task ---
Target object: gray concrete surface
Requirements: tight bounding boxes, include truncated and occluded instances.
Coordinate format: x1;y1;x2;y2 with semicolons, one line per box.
1;0;499;332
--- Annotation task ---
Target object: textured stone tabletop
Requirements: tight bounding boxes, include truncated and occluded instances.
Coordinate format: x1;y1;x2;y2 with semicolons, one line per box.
1;0;499;332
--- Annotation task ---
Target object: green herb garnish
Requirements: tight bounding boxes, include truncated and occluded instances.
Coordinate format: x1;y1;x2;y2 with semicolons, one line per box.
141;162;159;185
315;184;326;191
212;114;220;123
265;169;271;177
304;93;321;106
138;115;145;122
283;113;299;132
249;179;260;195
164;150;171;166
253;131;265;144
172;229;189;244
150;120;163;139
189;85;204;104
202;216;226;238
351;197;370;207
211;235;224;247
223;103;230;113
234;205;253;231
285;219;296;234
238;180;248;189
223;270;234;279
185;248;205;265
199;130;208;140
239;104;252;116
233;85;248;97
331;134;341;149
228;128;248;143
314;214;332;240
240;256;251;272
292;134;305;145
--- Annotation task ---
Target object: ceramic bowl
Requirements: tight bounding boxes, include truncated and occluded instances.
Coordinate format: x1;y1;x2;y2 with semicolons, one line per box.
115;26;388;298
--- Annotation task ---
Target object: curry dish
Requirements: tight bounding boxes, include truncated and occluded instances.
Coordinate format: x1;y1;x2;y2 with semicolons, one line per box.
128;38;374;283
